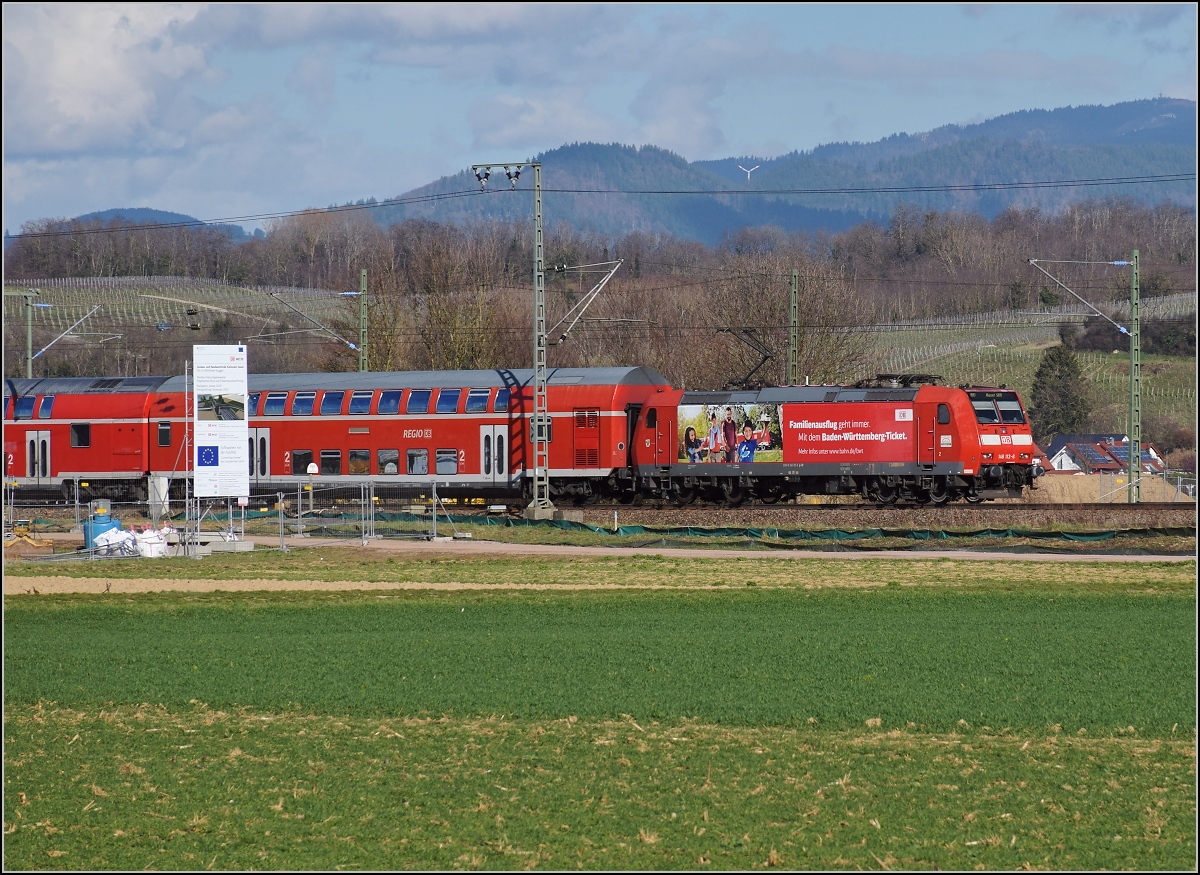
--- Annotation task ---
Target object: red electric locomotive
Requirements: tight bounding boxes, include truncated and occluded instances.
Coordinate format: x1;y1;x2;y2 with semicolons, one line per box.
4;369;1040;506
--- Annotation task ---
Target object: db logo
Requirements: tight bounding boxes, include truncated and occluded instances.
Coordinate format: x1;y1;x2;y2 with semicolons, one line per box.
644;439;651;447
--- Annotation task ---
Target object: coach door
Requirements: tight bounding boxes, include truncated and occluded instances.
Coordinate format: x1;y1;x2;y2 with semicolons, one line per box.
27;429;51;486
248;428;270;485
479;425;507;485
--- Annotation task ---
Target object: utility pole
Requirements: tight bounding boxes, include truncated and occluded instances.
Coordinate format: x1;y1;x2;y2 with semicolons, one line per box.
1027;255;1141;503
472;161;553;516
359;269;369;372
4;288;40;378
788;269;799;385
1128;250;1141;504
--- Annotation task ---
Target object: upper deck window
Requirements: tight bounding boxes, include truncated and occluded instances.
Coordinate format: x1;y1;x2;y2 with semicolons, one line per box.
407;389;431;414
349;390;374;415
248;392;261;416
465;389;490;414
37;396;54;419
263;392;288;416
291;392;316;416
320;391;345;416
14;397;35;420
436;389;461;414
378;390;402;415
494;388;509;413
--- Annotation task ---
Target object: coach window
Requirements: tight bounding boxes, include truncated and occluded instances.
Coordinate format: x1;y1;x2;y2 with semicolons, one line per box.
158;421;172;447
37;396;54;419
247;392;261;416
465;389;489;414
14;396;35;420
263;392;288;416
349;391;374;415
291;449;313;475
320;391;345;416
406;449;428;475
494;388;509;413
435;448;458;475
320;449;342;475
378;449;400;474
378;390;401;415
71;423;91;448
291;391;316;416
349;449;370;475
937;404;951;425
407;389;431;414
436;389;461;414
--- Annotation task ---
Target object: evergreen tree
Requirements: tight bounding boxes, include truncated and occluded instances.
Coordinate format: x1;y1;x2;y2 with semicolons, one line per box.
1029;344;1091;444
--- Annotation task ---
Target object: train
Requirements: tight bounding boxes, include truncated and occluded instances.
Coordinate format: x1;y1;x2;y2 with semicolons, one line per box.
4;367;1043;506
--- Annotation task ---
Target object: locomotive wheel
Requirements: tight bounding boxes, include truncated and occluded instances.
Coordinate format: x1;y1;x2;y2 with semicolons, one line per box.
722;481;746;508
617;491;637;505
873;482;897;505
929;480;951;505
964;492;984;504
670;484;697;506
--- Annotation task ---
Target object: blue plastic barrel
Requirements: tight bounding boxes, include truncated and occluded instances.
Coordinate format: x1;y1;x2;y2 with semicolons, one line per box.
83;513;122;550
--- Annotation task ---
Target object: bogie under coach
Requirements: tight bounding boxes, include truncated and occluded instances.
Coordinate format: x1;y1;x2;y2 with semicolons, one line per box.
4;369;1041;506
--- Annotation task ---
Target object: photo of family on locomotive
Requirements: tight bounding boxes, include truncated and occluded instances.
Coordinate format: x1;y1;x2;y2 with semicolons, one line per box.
677;404;782;463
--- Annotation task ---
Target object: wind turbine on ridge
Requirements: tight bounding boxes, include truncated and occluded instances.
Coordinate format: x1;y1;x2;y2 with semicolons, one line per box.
737;164;760;181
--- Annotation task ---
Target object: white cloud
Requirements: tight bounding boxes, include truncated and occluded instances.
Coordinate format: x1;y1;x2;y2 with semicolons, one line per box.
2;4;207;155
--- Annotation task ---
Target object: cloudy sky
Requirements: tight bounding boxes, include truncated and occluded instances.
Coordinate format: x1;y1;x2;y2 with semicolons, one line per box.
3;3;1196;234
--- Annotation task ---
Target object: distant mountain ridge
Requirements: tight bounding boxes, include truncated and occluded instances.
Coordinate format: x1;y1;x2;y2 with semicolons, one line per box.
70;208;254;242
52;97;1197;245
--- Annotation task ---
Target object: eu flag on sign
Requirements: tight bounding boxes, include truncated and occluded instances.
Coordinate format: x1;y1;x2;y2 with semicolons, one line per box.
198;446;220;467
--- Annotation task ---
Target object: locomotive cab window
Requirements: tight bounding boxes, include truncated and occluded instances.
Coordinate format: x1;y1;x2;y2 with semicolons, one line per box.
349;391;374;414
263;392;288;415
970;401;1000;424
158;421;172;447
291;392;316;415
494;388;509;413
407;389;431;414
436;389;461;414
291;449;313;475
465;389;489;414
378;449;400;474
378;391;401;415
997;397;1026;424
320;391;345;416
71;423;91;448
937;404;951;425
38;396;54;419
645;409;657;427
14;397;35;420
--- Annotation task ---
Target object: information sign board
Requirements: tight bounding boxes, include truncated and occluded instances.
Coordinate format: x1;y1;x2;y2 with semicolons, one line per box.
193;345;250;497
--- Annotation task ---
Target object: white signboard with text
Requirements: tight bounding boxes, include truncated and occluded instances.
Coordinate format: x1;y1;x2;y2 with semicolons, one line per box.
193;344;250;498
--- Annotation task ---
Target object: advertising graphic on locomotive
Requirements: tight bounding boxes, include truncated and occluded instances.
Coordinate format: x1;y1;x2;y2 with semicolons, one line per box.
4;368;1041;506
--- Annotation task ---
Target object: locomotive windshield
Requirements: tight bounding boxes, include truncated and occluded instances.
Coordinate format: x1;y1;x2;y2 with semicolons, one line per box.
967;390;1026;425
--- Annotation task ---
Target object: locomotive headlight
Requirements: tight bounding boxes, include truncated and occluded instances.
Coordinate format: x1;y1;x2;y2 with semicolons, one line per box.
982;453;993;460
1020;453;1029;459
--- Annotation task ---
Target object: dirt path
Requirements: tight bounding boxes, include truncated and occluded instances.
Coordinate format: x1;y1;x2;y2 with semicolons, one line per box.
5;534;1193;595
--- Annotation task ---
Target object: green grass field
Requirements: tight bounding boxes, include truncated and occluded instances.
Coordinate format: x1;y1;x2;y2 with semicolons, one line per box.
4;553;1196;870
